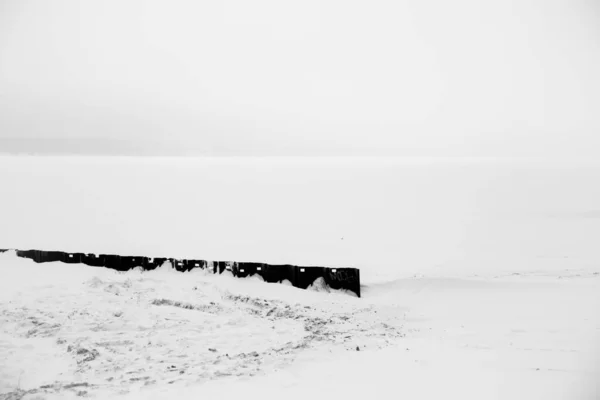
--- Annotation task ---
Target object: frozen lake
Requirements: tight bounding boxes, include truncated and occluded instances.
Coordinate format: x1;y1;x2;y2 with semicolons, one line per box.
0;157;600;282
1;156;599;399
1;156;599;283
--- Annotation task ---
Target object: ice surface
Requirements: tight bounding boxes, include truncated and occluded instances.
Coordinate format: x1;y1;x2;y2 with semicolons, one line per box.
1;156;600;283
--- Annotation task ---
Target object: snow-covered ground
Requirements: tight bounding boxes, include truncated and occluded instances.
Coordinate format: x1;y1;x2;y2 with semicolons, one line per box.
1;156;600;399
1;251;598;399
0;252;401;398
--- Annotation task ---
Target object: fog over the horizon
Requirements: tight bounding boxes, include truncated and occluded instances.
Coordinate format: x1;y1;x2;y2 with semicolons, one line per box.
0;0;599;157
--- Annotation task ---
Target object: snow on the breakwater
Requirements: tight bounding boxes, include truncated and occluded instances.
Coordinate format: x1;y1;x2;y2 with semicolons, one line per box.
0;252;403;399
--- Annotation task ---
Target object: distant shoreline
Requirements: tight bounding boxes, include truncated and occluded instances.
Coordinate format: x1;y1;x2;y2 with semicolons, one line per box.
0;154;598;166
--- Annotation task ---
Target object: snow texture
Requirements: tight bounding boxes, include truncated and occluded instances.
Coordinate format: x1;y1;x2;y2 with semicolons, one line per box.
1;251;599;399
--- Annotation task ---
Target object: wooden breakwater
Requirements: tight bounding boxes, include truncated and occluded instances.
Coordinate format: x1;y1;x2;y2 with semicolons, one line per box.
6;249;361;297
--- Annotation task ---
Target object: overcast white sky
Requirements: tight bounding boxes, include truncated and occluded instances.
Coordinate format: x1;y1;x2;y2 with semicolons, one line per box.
0;0;599;157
